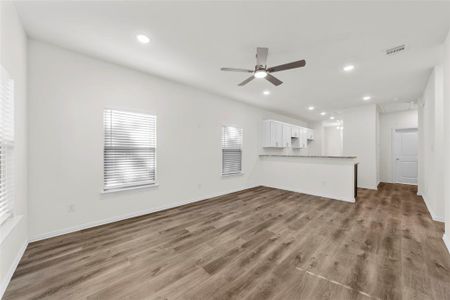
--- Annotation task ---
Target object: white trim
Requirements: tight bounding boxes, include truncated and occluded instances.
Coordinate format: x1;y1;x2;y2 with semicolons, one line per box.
357;185;378;190
222;172;244;177
30;185;258;242
444;234;450;254
101;183;159;194
0;241;28;299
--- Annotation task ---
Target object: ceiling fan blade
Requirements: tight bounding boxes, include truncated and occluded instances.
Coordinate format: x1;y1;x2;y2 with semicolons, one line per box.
267;59;306;73
221;67;253;73
238;76;255;86
265;74;283;86
256;47;268;66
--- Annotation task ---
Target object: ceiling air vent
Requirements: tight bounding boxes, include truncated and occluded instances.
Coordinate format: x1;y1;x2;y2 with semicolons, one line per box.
386;44;406;55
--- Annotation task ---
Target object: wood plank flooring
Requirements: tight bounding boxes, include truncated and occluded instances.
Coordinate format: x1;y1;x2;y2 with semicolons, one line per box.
4;183;450;299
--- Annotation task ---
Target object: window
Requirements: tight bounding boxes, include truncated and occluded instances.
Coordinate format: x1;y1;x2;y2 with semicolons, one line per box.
0;66;14;225
103;109;156;191
222;126;243;175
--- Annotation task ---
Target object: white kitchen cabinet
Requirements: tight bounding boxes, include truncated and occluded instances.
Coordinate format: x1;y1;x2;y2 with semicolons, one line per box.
263;120;283;148
300;127;308;148
282;124;292;148
306;128;314;140
263;120;313;148
291;126;300;138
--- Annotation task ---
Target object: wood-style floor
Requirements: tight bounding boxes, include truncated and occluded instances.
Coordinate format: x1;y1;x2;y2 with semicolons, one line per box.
4;184;450;300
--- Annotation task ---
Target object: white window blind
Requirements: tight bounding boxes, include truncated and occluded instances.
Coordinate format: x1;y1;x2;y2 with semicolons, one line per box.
104;110;156;191
222;126;243;175
0;66;14;225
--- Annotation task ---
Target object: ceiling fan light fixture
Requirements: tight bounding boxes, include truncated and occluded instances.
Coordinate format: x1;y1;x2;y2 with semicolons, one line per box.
136;34;150;44
254;70;268;78
343;64;355;72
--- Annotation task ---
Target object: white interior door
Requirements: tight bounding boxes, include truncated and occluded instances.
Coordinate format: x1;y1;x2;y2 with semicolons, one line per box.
393;128;418;185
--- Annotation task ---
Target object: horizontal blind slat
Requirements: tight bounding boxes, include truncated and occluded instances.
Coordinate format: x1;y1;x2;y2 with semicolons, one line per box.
103;109;157;191
222;126;242;175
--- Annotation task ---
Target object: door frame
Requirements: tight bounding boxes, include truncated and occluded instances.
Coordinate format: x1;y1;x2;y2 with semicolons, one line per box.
391;127;418;185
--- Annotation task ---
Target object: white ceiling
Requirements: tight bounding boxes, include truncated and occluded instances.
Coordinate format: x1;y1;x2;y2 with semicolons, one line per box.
14;1;450;121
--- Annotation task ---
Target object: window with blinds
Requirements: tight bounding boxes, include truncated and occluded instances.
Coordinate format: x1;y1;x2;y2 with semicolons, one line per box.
0;66;14;225
222;126;243;175
103;109;156;191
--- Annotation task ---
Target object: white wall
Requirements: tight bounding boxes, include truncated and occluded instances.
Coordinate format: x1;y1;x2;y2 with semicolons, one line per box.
27;40;309;241
308;121;323;155
342;104;378;189
0;2;28;297
323;126;343;156
418;66;445;222
379;110;418;183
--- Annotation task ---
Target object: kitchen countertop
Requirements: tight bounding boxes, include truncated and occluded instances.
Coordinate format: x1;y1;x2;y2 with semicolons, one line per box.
259;154;357;159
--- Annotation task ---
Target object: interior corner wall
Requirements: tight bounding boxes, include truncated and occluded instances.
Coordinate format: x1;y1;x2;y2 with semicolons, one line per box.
308;121;323;156
418;66;445;222
342;104;378;189
27;39;309;241
376;107;381;185
323;126;343;156
0;2;28;297
379;110;418;183
443;29;450;250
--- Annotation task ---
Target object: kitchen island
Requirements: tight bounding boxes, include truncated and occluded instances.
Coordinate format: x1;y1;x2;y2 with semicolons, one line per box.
257;155;358;202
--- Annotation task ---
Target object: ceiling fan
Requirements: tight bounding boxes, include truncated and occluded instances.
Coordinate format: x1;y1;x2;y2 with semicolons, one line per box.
221;47;306;86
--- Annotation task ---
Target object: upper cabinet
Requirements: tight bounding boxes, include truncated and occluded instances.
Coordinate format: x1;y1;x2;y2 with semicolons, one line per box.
263;120;313;148
282;124;292;148
263;120;283;148
306;128;314;140
291;126;300;138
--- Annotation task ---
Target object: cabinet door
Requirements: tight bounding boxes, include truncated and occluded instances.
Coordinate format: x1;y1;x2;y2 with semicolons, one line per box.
306;128;314;140
271;121;283;148
282;124;291;148
300;127;308;148
291;126;300;138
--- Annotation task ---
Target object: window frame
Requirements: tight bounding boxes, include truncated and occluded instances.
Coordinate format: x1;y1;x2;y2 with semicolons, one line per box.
221;125;243;176
102;108;158;193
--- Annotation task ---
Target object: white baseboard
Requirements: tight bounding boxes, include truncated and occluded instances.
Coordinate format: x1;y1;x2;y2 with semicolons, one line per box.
358;185;378;190
444;234;450;254
30;185;258;242
0;241;28;299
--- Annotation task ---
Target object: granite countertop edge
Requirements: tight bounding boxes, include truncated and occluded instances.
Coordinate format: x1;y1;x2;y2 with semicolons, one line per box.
259;154;357;159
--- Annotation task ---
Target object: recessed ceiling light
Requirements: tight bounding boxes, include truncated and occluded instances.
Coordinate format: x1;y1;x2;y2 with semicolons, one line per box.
136;34;150;44
308;106;315;111
254;70;267;78
320;112;326;116
263;90;270;95
343;64;355;72
363;96;371;101
330;116;335;120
